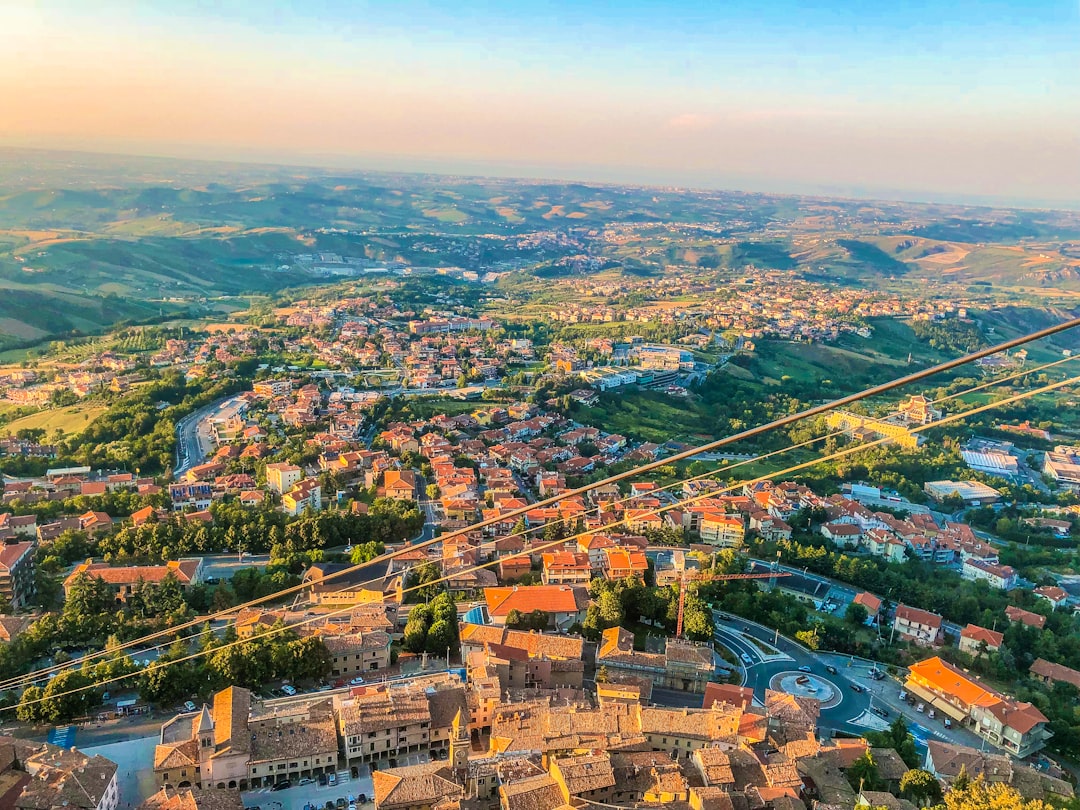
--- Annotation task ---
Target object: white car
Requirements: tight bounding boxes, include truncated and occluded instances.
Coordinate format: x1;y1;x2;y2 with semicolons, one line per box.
184;701;197;712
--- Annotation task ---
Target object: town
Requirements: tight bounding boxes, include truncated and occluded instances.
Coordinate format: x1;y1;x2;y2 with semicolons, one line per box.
0;268;1076;810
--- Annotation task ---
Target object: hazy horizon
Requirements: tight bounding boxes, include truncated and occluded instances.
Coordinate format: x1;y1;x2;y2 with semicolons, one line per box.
3;1;1079;207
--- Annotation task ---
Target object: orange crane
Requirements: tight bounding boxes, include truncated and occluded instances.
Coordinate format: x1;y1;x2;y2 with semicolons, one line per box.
675;570;791;638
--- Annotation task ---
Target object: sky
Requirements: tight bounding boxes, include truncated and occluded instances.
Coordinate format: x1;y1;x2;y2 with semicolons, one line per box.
1;0;1079;205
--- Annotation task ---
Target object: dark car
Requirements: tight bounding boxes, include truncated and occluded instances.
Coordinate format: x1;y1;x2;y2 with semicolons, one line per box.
718;613;733;621
358;796;367;805
825;665;838;675
871;706;889;718
850;683;864;693
318;775;328;787
271;782;290;792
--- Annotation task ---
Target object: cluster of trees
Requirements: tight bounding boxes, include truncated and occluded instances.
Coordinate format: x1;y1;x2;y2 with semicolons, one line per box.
73;499;420;567
910;319;987;354
578;576;713;642
402;593;459;656
749;535;1027;628
15;624;333;724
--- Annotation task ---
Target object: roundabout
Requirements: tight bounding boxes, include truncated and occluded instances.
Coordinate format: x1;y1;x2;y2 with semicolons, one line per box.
769;671;843;709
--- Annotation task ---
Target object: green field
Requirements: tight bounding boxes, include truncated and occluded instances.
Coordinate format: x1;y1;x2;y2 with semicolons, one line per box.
4;403;108;437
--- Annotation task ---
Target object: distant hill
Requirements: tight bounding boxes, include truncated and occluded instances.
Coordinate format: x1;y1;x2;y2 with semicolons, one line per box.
2;147;1080;348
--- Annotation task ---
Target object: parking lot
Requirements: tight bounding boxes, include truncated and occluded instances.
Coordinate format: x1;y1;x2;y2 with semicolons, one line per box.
242;766;374;810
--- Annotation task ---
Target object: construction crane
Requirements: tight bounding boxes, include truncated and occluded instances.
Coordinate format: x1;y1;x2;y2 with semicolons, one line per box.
675;570;791;638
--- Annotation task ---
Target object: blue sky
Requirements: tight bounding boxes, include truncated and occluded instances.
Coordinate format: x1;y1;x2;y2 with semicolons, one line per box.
2;0;1078;203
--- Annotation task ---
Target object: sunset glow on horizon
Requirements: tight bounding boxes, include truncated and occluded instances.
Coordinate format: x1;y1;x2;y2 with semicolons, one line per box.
2;0;1079;204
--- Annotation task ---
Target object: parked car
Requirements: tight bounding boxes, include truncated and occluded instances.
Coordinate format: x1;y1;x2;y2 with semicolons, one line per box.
850;684;864;693
327;773;338;787
271;782;290;792
282;684;297;696
318;775;328;787
358;796;367;805
797;666;812;673
898;690;907;701
944;718;953;729
928;709;936;720
825;665;838;675
335;799;346;809
869;668;885;680
183;701;197;712
349;677;365;686
299;778;315;786
916;702;925;713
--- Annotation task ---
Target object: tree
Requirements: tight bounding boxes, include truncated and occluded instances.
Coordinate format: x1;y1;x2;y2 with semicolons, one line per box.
846;751;883;792
943;777;1052;810
426;618;455;655
795;627;820;650
681;591;714;641
40;669;96;722
900;769;943;807
404;562;443;603
16;685;44;724
845;602;869;626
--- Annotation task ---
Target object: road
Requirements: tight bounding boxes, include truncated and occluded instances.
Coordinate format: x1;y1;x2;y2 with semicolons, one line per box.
200;553;272;581
174;395;240;477
711;612;986;749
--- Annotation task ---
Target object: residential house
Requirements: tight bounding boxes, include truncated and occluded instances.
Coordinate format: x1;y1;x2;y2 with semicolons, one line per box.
905;657;1050;757
64;559;204;603
265;463;302;495
540;553;591;586
699;514;745;548
0;541;36;609
282;479;322;516
483;585;589;631
892;605;942;646
962;559;1018;590
1029;658;1080;691
958;624;1004;655
1005;605;1047;630
1033;586;1069;610
383;470;417;501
